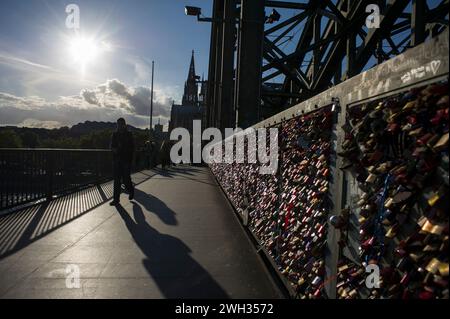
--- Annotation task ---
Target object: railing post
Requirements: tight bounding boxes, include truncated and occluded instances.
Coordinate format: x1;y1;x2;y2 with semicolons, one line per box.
0;151;3;210
96;151;100;184
46;150;54;202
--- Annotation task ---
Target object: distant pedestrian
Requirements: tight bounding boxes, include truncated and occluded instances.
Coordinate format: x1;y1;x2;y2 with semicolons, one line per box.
110;118;135;205
145;140;156;169
158;140;171;170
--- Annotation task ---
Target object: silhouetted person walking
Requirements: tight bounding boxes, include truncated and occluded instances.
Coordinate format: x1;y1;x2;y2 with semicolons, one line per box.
110;118;135;205
158;140;171;170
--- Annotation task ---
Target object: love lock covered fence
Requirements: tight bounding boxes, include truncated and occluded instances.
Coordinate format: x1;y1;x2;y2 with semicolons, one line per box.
0;148;148;211
210;31;449;299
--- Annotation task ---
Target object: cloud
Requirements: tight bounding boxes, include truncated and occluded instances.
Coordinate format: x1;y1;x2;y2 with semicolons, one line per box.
0;92;46;110
97;84;107;93
0;78;173;129
127;56;152;83
107;79;130;97
79;79;172;118
81;89;99;105
0;50;98;98
0;53;53;71
17;118;62;129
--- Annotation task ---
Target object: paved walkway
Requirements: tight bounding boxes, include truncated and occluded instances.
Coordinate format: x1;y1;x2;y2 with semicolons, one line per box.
0;166;282;298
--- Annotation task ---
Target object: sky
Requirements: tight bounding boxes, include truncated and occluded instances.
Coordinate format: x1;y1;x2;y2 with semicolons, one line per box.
0;0;213;129
0;0;444;130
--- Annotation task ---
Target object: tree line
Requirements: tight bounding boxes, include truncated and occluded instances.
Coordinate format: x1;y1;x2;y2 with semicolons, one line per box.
0;125;154;149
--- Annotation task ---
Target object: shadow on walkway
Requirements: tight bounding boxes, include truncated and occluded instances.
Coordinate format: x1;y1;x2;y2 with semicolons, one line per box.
0;183;113;259
152;166;215;186
0;171;154;260
153;165;205;178
133;188;177;226
115;202;229;298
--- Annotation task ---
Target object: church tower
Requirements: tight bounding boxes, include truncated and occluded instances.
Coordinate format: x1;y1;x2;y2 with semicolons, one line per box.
169;50;204;134
182;50;199;106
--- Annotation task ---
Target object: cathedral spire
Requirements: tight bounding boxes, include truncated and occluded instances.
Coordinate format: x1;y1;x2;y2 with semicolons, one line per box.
188;50;196;81
182;50;199;106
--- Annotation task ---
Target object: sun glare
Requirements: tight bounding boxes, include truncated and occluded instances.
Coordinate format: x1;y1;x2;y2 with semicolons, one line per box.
65;30;114;77
69;36;99;65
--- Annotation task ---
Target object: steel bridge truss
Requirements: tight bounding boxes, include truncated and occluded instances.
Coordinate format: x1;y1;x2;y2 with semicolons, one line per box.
205;0;449;130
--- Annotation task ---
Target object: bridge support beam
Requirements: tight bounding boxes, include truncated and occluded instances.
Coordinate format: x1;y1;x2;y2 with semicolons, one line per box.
411;0;426;46
235;0;265;129
219;0;236;131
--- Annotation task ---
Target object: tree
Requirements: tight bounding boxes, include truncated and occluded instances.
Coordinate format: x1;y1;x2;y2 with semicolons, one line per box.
91;130;113;149
0;129;23;148
21;131;39;148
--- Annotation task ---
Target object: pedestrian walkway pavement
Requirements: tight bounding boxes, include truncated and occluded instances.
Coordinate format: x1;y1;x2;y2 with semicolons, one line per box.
0;166;283;298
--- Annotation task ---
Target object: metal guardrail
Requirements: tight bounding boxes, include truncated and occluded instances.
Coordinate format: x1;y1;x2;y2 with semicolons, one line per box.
0;148;148;210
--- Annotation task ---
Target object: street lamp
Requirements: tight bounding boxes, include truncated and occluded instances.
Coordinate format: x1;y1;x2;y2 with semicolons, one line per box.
266;9;281;24
185;5;281;24
184;5;219;22
185;6;201;16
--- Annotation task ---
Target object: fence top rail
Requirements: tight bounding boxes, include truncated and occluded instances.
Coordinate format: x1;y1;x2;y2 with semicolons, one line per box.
0;148;112;152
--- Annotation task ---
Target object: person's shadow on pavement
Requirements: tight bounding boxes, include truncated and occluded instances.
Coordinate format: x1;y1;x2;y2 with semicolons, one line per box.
133;188;178;226
115;202;229;298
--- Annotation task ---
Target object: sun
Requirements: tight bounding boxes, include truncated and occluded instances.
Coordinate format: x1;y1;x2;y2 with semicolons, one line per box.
69;36;99;65
65;33;112;76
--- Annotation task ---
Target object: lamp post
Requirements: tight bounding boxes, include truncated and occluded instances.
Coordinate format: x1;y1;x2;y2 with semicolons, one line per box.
149;60;154;135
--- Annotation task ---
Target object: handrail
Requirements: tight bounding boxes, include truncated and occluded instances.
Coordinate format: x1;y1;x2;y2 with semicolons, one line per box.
0;148;148;211
0;148;112;152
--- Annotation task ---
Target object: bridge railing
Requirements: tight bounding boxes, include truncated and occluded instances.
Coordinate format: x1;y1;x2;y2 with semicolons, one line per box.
0;148;147;211
209;31;449;299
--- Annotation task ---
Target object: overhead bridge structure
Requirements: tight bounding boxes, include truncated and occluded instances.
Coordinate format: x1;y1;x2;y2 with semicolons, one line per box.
205;0;449;130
